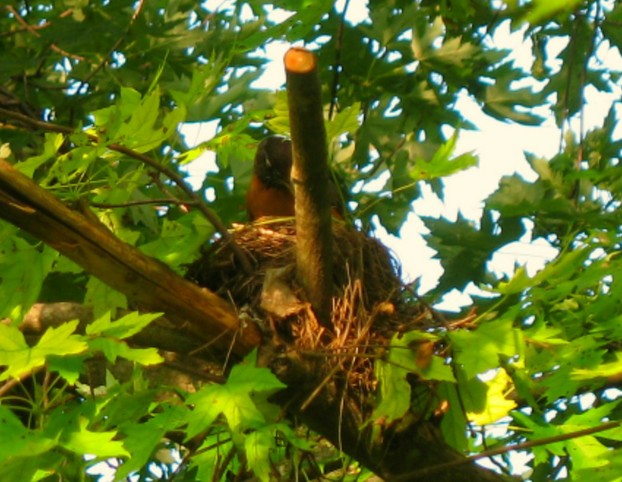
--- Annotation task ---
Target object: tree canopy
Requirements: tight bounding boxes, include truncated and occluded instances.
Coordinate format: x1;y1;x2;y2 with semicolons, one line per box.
2;0;622;481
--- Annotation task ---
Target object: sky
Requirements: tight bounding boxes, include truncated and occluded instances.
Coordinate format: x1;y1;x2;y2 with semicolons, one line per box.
183;0;622;311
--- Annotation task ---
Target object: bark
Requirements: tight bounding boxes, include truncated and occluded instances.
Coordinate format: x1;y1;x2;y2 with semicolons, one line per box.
285;47;334;329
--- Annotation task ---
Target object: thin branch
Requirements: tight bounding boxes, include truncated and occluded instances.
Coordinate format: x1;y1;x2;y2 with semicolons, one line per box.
80;0;145;85
91;198;197;209
0;107;252;273
0;377;21;398
395;420;622;481
5;5;85;61
328;0;350;120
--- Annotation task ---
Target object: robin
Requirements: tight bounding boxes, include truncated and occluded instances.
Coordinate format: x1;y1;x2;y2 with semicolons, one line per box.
247;136;344;221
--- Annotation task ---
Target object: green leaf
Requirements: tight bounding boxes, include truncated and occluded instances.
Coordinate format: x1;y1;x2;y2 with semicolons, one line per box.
424;210;518;293
139;213;213;267
0;324;29;366
438;383;468;452
245;428;277;482
264;90;290;135
186;350;285;438
85;277;127;319
602;5;622;55
486;174;546;216
86;311;161;339
0;407;56;459
495;266;533;295
523;0;584;24
574;449;622;482
0;321;87;381
47;355;86;384
483;71;545;125
450;318;522;379
60;417;130;458
185;384;225;440
89;338;162;365
0;241;57;322
389;331;455;382
325;103;361;143
114;406;185;480
36;320;87;356
373;358;411;422
190;435;235;482
118;87;164;153
15;133;64;178
571;352;622;382
421;140;476;180
411;17;478;73
226;351;287;394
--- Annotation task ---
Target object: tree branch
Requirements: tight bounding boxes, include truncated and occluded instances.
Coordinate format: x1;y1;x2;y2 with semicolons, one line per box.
395;420;622;481
10;302;205;356
0;159;261;354
285;47;334;328
5;5;85;61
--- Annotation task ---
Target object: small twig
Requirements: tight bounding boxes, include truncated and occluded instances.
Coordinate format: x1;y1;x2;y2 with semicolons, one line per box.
0;16;51;37
0;377;21;398
479;426;511;476
328;0;350;120
165;360;225;384
91;198;197;209
299;363;342;412
0;107;252;273
5;5;85;61
572;4;600;203
80;0;145;85
394;420;622;481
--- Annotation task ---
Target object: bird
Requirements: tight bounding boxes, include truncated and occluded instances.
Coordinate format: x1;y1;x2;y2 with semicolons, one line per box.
246;136;344;221
246;136;296;221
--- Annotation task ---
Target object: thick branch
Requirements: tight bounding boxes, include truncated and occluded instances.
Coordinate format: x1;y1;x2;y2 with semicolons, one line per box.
11;302;204;355
0;160;261;354
285;47;333;328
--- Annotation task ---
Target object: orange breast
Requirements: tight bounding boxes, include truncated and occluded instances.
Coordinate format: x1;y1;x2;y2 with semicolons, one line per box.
246;175;295;221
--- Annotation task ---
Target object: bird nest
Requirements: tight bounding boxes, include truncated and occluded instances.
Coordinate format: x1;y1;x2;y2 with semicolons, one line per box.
185;219;436;396
186;219;402;310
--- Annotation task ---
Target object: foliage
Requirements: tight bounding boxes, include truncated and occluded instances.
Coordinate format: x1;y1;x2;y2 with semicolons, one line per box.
1;0;622;481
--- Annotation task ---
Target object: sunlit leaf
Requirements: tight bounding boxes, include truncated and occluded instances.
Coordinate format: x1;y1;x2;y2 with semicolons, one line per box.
0;321;87;381
450;318;522;379
86;311;161;339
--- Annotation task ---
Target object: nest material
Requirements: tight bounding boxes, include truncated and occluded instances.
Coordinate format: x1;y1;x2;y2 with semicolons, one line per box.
185;219;435;394
185;219;403;311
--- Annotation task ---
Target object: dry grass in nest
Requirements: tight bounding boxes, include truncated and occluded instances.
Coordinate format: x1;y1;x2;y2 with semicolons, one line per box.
185;218;437;397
